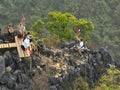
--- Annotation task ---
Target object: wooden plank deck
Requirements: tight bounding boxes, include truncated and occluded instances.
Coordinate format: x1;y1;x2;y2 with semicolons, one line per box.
15;36;30;58
0;36;30;58
0;43;16;48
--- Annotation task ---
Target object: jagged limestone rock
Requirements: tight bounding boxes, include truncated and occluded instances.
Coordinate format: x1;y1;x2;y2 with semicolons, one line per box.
0;56;5;79
0;38;114;90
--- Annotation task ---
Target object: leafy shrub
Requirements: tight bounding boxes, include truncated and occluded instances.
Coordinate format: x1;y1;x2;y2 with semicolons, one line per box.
69;77;89;90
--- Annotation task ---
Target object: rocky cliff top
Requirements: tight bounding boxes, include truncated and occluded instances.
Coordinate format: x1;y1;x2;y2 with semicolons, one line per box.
0;33;113;90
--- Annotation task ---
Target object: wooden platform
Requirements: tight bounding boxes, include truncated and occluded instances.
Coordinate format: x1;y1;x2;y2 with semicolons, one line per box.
0;36;30;58
0;43;16;48
15;36;30;58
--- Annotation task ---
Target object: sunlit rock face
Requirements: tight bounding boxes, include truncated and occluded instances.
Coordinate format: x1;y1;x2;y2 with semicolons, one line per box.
46;46;113;90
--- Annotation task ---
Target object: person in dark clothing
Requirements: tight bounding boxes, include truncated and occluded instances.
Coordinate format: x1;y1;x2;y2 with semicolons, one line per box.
7;25;14;36
7;25;14;42
0;28;1;36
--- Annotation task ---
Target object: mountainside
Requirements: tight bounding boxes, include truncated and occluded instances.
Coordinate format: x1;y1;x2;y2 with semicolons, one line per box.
0;0;120;65
0;35;114;90
0;1;120;89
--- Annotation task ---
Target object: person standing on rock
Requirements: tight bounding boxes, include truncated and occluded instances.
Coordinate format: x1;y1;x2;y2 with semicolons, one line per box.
76;28;81;35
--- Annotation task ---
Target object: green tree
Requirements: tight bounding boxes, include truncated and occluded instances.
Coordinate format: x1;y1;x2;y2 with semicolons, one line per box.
32;20;44;36
46;11;76;42
69;77;89;90
46;11;94;42
95;65;120;90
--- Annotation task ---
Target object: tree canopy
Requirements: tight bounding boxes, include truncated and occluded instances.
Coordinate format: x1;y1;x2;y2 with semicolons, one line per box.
32;11;94;43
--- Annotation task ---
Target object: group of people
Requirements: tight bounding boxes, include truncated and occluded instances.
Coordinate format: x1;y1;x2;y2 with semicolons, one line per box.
7;23;26;38
75;28;89;50
7;23;36;55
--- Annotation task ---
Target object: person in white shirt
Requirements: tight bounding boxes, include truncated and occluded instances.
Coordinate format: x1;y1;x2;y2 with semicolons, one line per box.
22;38;30;48
21;36;31;54
21;33;35;55
79;39;84;49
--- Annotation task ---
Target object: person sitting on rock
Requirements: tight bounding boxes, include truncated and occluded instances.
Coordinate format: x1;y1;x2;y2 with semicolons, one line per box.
7;24;14;36
79;38;84;49
21;34;35;55
7;24;14;41
21;36;31;54
30;42;36;54
79;39;90;51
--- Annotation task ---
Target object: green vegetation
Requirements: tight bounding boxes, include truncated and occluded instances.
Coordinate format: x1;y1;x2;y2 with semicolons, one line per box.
69;77;89;90
68;65;120;90
95;65;120;90
31;11;94;46
47;11;94;41
0;0;119;62
0;1;120;89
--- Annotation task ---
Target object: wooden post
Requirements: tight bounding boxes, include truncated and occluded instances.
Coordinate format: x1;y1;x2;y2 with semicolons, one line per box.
29;56;32;72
